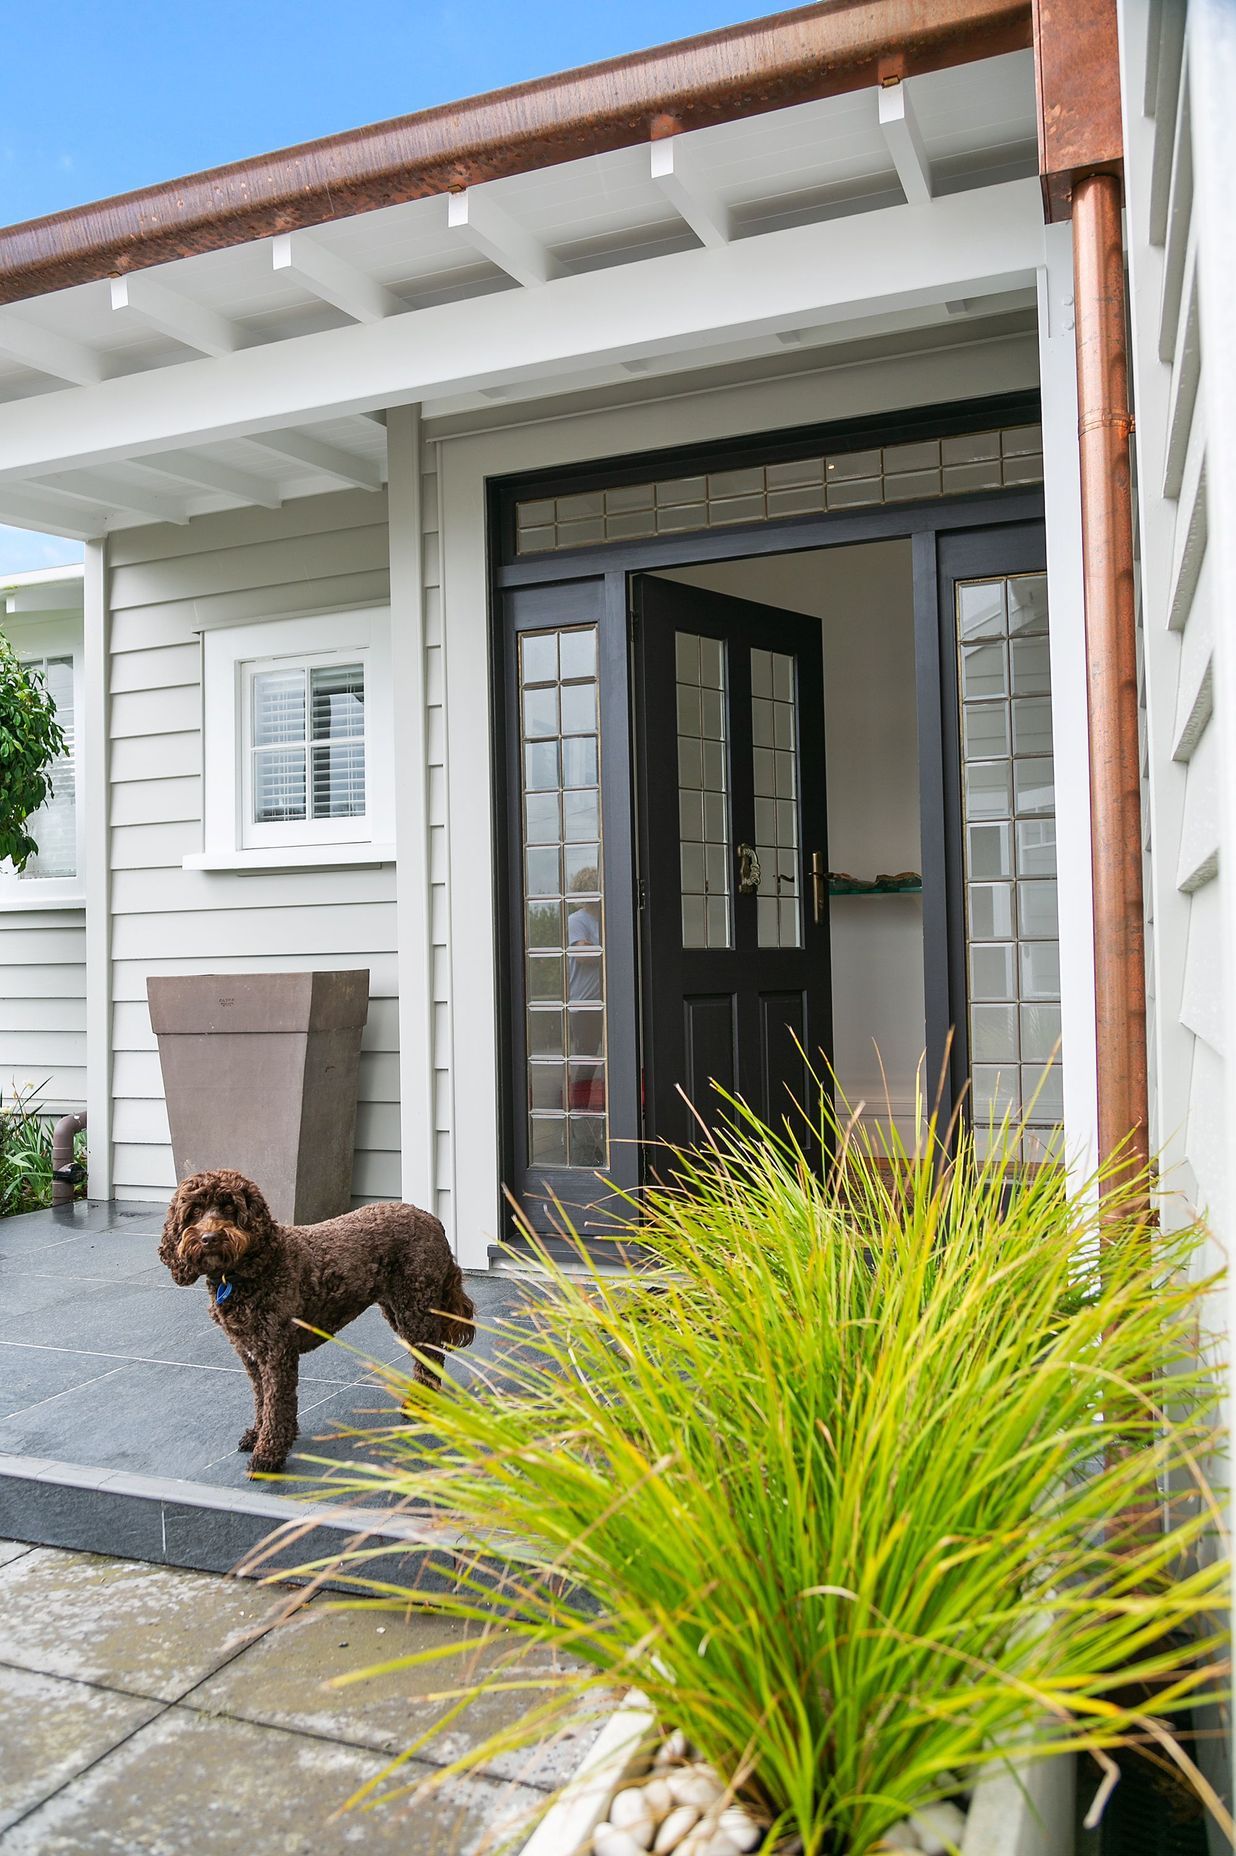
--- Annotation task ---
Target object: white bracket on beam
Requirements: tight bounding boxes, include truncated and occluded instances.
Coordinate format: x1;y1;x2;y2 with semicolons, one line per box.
272;231;404;324
111;274;243;357
44;468;191;525
244;428;383;490
447;188;563;288
878;80;933;206
129;448;284;510
0;312;107;386
649;137;733;247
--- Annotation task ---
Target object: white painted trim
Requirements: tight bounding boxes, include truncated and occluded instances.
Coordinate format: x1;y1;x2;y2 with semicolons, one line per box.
447;188;563;288
0;310;106;386
182;844;396;874
878;81;933;205
387;403;436;1214
82;538;111;1197
649;138;732;247
272;231;403;324
110;273;241;358
0;180;1046;486
1036;224;1099;1184
440;332;1042;1269
0;892;85;911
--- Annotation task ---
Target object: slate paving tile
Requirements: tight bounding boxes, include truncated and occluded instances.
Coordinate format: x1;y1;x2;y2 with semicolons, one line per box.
0;1360;345;1482
189;1593;601;1790
0;1347;128;1422
0;1546;282;1699
0;1269;121;1321
0;1664;161;1832
0;1709;544;1855
53;1228;168;1280
0;1279;235;1365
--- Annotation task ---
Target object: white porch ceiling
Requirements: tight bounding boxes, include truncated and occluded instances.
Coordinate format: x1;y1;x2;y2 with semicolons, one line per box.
0;51;1039;538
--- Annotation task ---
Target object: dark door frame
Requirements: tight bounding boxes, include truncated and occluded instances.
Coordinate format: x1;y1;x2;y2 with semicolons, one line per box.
489;391;1047;1230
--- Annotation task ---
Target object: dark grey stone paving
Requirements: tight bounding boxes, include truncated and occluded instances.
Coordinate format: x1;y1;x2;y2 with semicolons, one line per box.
0;1199;541;1572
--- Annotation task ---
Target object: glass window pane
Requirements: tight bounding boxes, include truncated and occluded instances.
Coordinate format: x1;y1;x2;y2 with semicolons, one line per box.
964;704;1010;758
525;741;559;790
1012;697;1053;756
561;682;597;734
559;629;597;680
676;631;732;950
1020;1002;1062;1063
530;1117;567;1165
521;633;557;683
961;641;1008;701
253;667;305;746
309;663;364;741
18;656;76;878
972;1003;1018;1062
561;736;598;787
523;685;558;738
1017;819;1057;878
525;846;560;897
311;739;365;819
253;746;306;822
971;943;1016;1001
965;762;1013;820
527;955;564;1002
968;821;1012;880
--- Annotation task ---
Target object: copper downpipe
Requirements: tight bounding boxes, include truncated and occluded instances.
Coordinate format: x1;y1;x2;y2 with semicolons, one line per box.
1071;172;1150;1205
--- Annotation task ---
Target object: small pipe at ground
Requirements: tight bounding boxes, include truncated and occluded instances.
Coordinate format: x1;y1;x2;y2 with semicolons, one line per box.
51;1111;87;1206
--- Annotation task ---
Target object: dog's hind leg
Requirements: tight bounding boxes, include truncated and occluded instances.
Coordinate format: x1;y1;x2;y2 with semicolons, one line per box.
250;1344;299;1475
238;1351;264;1452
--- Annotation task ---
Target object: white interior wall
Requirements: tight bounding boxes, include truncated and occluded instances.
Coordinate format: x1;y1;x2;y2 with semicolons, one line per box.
660;541;924;1124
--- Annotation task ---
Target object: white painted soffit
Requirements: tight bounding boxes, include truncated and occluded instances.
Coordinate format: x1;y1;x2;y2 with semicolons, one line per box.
0;52;1041;536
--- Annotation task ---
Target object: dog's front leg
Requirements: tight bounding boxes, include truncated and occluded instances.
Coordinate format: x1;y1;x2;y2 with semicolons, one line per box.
250;1344;299;1475
238;1351;264;1453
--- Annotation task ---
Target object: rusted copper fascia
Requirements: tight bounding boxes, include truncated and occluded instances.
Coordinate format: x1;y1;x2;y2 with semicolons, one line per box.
0;0;1030;305
1031;0;1123;222
1072;173;1150;1201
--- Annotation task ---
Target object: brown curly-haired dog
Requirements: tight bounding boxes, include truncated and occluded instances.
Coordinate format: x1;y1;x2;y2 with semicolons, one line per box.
160;1170;475;1475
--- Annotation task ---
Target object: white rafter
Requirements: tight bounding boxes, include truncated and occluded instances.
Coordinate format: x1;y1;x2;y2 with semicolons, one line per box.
243;428;384;490
0;483;109;538
0;311;108;386
129;447;284;509
110;274;243;357
878;80;933;206
649;137;733;247
0;180;1044;484
41;468;191;525
447;188;563;287
272;231;404;324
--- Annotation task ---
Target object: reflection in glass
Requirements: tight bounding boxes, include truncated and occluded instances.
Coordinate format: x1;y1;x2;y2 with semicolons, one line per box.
752;648;802;947
677;632;733;948
519;626;608;1171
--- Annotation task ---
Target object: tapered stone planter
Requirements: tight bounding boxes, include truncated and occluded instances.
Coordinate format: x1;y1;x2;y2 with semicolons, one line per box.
148;970;370;1224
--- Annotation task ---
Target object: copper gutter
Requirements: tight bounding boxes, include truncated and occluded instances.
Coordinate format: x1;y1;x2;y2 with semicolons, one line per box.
1071;171;1149;1200
0;0;1030;305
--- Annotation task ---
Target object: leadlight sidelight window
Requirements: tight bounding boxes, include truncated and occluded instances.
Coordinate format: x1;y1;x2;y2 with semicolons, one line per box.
515;425;1045;554
676;632;732;949
957;572;1061;1156
520;625;608;1170
752;648;802;948
250;662;366;824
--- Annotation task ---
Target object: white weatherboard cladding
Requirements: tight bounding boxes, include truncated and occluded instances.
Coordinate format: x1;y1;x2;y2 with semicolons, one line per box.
0;910;86;1113
104;488;397;1204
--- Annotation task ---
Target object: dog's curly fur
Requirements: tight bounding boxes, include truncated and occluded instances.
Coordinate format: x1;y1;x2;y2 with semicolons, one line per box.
160;1170;475;1475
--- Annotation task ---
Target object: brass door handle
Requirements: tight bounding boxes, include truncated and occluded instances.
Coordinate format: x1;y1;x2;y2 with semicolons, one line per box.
736;842;762;896
811;851;827;924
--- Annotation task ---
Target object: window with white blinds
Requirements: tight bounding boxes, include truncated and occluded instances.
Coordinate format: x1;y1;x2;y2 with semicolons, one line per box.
241;650;371;848
16;655;76;879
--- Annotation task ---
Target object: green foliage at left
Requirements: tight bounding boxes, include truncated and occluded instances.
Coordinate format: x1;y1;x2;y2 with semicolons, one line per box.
0;1084;86;1218
0;630;68;871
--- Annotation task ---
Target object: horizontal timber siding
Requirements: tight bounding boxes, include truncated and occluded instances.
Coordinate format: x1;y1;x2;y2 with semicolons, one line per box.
106;488;397;1206
0;910;86;1114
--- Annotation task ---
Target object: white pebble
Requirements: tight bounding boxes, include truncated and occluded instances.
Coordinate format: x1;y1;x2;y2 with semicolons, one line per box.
702;1836;742;1856
668;1768;724;1810
595;1826;650;1856
909;1801;967;1855
716;1807;763;1852
653;1804;701;1853
656;1730;690;1766
643;1778;675;1821
609;1789;656;1847
874;1826;921;1853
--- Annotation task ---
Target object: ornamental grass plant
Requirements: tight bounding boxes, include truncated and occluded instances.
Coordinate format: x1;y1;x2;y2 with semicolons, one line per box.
286;1096;1230;1855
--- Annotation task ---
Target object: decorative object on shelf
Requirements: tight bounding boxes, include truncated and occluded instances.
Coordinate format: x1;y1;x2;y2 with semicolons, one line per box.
827;870;922;895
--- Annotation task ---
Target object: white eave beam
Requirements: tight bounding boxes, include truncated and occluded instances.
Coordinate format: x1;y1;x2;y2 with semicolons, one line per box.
40;469;191;525
650;137;733;247
0;179;1045;482
243;428;384;490
878;80;933;206
130;448;284;509
447;187;563;287
111;273;243;357
0;311;108;386
0;483;109;538
272;231;404;323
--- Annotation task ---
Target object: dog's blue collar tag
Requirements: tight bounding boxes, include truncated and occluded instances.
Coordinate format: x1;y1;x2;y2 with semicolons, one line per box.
215;1278;234;1306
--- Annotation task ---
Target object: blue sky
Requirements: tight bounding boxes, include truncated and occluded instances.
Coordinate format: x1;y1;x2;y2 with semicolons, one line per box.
1;0;752;573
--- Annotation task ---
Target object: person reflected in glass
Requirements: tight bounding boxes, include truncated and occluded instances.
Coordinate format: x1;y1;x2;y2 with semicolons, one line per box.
567;866;605;1118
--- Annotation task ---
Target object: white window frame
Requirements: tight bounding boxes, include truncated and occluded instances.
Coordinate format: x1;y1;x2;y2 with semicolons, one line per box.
192;606;395;872
0;615;85;910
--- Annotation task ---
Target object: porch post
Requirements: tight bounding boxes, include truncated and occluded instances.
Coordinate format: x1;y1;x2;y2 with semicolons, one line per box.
1071;173;1150;1195
387;403;436;1215
82;536;112;1200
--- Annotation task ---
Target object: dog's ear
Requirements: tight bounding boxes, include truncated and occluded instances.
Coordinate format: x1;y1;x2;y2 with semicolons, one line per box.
160;1175;205;1284
234;1176;275;1244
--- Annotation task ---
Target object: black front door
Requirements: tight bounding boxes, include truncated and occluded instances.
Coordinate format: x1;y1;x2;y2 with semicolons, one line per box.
634;576;833;1157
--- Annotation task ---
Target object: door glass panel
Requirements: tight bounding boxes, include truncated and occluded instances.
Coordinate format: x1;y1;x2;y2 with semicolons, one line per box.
752;647;802;947
676;631;733;948
518;626;607;1170
956;571;1061;1155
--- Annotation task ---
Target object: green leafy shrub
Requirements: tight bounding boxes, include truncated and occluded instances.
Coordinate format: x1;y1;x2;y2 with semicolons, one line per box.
0;631;68;871
288;1103;1230;1853
0;1083;86;1217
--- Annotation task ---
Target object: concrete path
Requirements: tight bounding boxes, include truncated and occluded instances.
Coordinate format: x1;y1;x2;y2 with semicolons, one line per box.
0;1538;594;1853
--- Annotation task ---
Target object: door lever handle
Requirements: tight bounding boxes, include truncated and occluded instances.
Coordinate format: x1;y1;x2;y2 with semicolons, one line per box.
811;851;827;925
736;842;762;896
